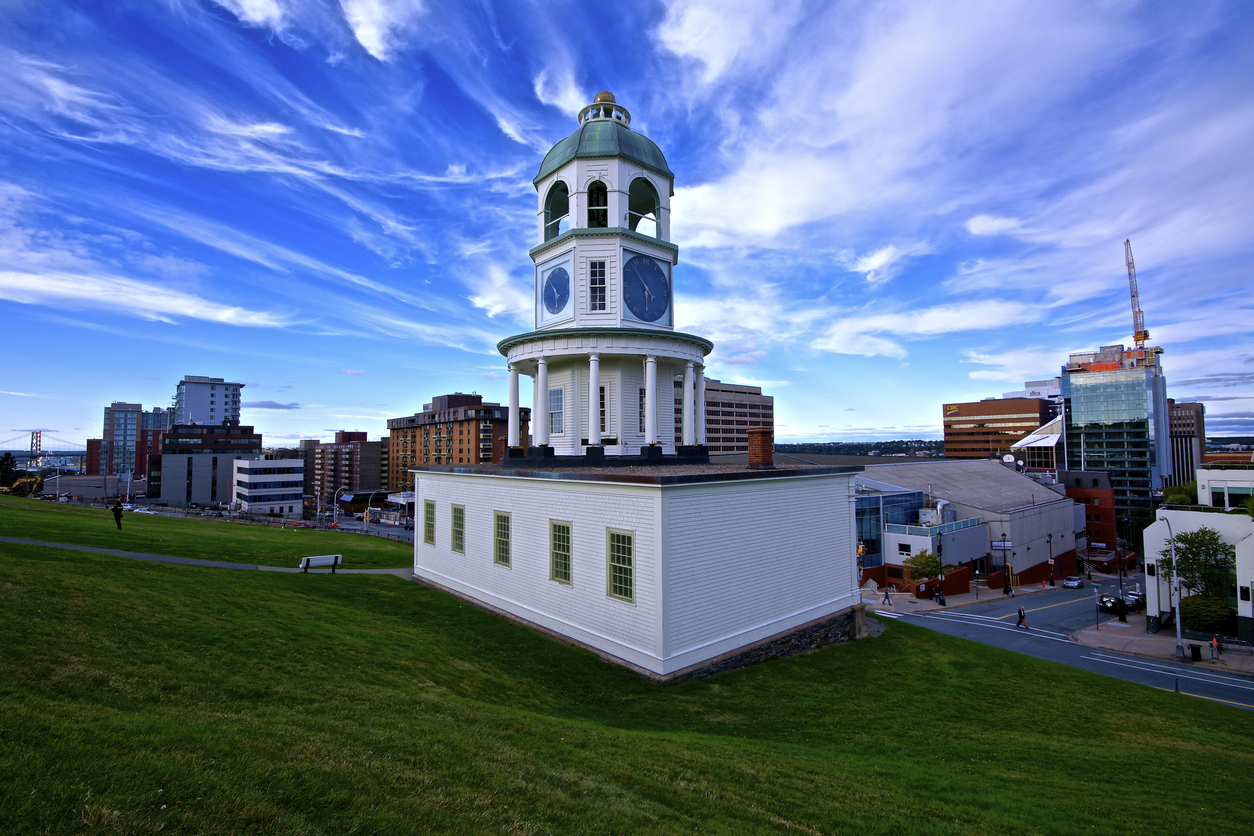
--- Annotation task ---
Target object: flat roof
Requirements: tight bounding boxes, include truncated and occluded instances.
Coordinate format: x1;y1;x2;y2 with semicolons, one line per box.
412;460;861;486
862;459;1069;513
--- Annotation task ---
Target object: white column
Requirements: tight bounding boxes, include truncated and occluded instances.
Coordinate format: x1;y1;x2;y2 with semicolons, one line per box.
682;361;695;447
644;355;658;445
507;363;520;447
535;357;549;447
695;365;706;445
588;353;601;446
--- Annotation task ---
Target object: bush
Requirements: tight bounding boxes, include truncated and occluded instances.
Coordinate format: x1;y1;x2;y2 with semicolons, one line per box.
1181;595;1236;635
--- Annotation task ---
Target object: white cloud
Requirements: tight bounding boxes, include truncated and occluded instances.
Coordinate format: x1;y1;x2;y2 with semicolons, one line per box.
339;369;368;376
966;214;1022;236
813;300;1039;358
339;0;425;61
848;242;930;284
656;0;802;85
467;263;532;321
533;68;587;117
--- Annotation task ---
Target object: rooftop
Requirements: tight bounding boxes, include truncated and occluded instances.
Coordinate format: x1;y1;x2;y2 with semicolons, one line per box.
861;459;1069;513
414;460;860;486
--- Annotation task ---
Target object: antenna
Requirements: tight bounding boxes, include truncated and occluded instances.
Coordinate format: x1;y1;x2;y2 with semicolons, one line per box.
1125;239;1149;349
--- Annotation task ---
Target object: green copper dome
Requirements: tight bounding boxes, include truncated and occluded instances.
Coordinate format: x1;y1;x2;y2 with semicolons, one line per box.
534;119;674;191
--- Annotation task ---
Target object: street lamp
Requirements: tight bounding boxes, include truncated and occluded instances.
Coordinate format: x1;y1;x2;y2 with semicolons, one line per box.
1047;533;1055;586
362;488;386;527
332;486;348;528
1163;517;1185;659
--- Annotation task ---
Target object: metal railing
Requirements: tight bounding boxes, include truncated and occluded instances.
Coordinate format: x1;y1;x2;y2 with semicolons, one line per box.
885;517;984;537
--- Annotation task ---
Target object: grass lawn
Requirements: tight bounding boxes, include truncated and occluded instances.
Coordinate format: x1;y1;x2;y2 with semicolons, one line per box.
0;495;412;569
2;506;1252;834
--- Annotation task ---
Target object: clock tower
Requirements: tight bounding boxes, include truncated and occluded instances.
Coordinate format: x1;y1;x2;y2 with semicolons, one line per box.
499;91;712;459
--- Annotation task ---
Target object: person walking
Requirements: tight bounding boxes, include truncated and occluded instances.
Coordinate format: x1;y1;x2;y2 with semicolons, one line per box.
111;502;124;530
1016;606;1028;630
882;586;892;606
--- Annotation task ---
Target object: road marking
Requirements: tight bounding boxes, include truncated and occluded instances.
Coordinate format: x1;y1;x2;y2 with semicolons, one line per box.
873;611;903;619
1153;687;1254;710
1083;655;1254;693
913;613;1075;644
1087;652;1254;689
995;596;1095;620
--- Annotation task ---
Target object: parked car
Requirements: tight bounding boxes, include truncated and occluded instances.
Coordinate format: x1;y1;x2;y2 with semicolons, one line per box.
354;512;365;520
1062;576;1084;589
134;508;157;515
205;510;224;517
291;521;316;528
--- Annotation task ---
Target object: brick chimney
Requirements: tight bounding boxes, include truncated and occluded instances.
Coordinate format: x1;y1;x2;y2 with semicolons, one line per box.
747;427;774;469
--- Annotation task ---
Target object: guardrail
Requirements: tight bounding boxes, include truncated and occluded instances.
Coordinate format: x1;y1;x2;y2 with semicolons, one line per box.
885;517;984;537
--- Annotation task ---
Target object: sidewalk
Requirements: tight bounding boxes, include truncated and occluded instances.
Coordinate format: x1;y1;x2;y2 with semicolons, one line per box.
862;574;1254;675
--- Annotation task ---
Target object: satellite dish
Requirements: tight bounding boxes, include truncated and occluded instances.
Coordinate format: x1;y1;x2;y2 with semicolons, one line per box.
1002;454;1015;463
1017;460;1024;467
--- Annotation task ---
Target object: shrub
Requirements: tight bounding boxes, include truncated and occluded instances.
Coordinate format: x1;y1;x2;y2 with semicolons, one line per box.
1181;595;1235;635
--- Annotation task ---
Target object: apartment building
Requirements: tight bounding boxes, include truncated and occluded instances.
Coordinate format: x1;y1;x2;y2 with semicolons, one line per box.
387;393;530;490
672;377;773;454
172;376;244;425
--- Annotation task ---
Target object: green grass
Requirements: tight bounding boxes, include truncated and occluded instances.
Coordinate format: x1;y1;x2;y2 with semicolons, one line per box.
2;498;1252;834
0;495;412;568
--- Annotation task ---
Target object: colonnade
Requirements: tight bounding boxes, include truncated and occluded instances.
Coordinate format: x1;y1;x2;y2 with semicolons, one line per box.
507;354;705;453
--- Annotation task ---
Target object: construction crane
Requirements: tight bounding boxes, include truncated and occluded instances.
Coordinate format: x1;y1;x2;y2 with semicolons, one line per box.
1124;238;1149;349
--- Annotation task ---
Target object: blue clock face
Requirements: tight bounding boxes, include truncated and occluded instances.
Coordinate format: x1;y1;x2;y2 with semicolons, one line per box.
543;266;570;314
623;255;670;322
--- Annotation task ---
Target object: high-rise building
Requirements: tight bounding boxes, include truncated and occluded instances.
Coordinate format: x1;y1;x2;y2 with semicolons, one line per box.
232;457;304;518
674;377;773;454
387;394;529;490
99;402;169;477
1166;399;1206;488
942;398;1054;460
1061;344;1169;515
311;431;386;505
148;423;263;507
172;376;244;425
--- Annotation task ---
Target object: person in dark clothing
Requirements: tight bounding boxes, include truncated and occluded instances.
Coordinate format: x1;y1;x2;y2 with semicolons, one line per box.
112;502;123;530
1016;606;1028;629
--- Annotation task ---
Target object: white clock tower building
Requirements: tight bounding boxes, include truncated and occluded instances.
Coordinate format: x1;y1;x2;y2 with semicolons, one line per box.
499;91;712;459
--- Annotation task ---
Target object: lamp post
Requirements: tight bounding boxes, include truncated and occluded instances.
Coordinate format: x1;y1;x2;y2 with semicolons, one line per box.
1163;517;1184;659
333;486;347;528
362;488;386;528
1047;533;1055;586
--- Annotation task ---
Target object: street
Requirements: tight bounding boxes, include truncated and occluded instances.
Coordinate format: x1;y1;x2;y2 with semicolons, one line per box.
881;584;1254;711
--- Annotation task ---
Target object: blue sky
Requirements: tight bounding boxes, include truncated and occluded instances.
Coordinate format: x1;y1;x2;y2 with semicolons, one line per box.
2;0;1252;449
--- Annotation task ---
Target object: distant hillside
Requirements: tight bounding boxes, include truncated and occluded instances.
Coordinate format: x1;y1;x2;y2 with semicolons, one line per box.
776;440;945;457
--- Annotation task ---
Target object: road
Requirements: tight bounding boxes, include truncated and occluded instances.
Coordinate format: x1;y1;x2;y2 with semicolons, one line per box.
881;585;1254;711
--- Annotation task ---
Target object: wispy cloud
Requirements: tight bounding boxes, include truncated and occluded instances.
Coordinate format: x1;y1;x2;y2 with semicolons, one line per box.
339;369;368;376
243;400;302;409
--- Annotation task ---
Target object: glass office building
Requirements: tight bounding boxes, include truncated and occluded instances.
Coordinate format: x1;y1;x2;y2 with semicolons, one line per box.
855;489;925;568
1062;363;1169;516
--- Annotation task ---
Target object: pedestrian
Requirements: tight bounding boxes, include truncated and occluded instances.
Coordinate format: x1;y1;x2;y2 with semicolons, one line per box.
1016;606;1028;630
882;586;892;606
112;502;123;531
1212;635;1221;659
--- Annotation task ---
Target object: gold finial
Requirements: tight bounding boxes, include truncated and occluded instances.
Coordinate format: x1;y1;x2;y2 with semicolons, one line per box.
593;90;615;104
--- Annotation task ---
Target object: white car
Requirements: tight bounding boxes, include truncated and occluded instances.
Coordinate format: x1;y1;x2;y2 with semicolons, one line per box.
133;508;158;515
1062;576;1084;589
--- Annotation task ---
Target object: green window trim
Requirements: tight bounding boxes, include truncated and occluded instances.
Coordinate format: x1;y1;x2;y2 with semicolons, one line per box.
494;511;511;566
423;500;435;545
550;520;572;584
607;528;634;603
451;505;465;553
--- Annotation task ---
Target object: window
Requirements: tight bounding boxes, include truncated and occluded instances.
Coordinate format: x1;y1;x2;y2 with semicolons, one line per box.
607;529;634;602
897;542;912;557
599;386;607;433
549;388;564;435
544;181;569;241
423;500;435;545
639;387;647;434
451;505;464;553
550;521;572;583
589;260;606;311
494;512;510;566
587;180;608;228
627;178;659;237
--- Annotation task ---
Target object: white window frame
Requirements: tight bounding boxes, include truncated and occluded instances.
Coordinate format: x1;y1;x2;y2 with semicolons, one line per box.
549;388;564;435
589;260;606;311
606;528;634;603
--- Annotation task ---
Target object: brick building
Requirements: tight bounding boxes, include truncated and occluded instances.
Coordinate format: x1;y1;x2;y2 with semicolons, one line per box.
311;431;386;504
676;377;774;455
942;398;1054;460
1058;469;1118;551
387;393;530;490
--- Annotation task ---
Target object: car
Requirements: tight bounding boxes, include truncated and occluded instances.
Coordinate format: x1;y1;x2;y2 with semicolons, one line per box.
1097;593;1122;613
354;513;365;520
134;508;157;515
1062;576;1084;589
291;521;316;528
205;510;225;517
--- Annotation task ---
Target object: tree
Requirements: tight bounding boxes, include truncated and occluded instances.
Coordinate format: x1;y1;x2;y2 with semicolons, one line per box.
903;548;942;583
1159;526;1235;599
0;452;17;487
1163;480;1197;507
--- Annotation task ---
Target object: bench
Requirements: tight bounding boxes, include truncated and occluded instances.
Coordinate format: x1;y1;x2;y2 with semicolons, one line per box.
298;554;343;573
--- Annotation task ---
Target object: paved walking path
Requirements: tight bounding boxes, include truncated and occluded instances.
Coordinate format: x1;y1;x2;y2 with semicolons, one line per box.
861;576;1254;675
0;536;415;579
